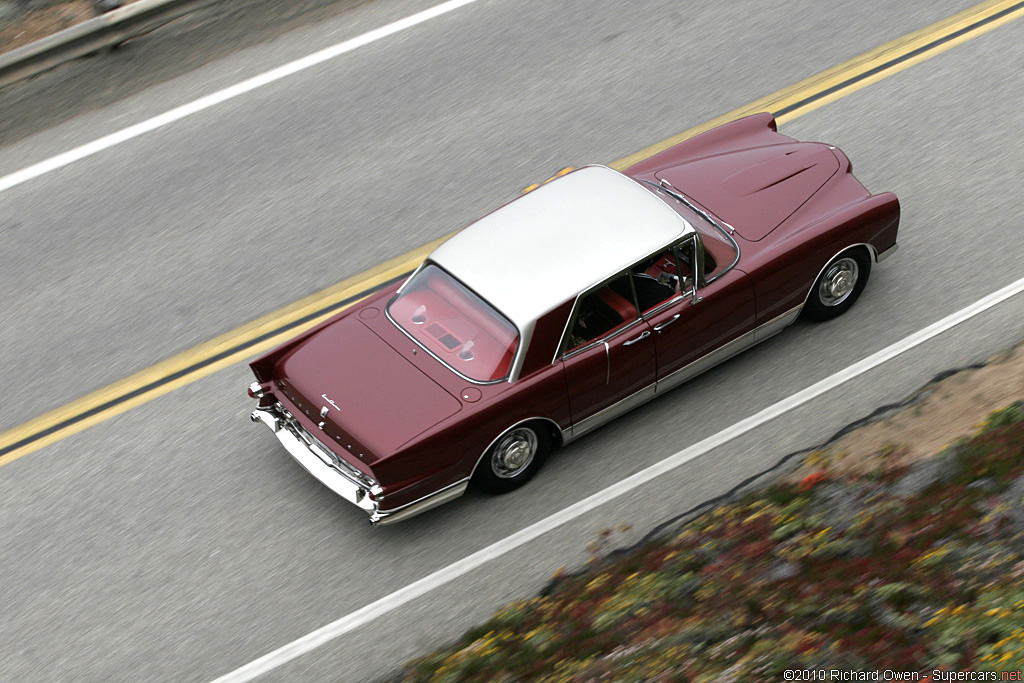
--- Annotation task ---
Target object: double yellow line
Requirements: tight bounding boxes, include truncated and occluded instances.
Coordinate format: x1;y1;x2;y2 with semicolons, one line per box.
2;0;1022;467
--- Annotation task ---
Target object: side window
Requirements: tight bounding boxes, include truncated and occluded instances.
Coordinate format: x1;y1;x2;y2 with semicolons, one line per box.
674;237;698;292
630;252;681;313
628;237;700;313
565;273;637;352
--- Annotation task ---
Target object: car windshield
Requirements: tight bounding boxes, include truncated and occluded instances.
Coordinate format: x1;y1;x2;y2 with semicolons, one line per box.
388;264;519;382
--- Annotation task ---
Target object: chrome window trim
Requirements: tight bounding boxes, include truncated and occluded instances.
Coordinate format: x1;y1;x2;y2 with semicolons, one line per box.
638;178;740;286
385;261;520;386
560;317;645;361
642;295;686;319
385;305;508;386
394;261;426;295
554;233;704;363
800;243;874;311
634;234;695;317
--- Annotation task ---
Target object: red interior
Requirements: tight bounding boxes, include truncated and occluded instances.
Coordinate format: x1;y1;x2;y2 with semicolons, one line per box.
389;268;518;382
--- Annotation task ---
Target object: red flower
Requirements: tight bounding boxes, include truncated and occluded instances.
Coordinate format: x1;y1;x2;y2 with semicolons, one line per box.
800;471;828;491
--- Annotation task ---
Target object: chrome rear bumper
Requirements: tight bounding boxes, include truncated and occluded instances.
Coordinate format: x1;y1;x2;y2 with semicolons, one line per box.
251;402;467;525
251;403;383;518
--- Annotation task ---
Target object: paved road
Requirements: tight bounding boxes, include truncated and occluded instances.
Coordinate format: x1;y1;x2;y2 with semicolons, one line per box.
2;0;1023;680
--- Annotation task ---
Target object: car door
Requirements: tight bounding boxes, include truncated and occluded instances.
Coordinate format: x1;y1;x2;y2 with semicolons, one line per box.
638;235;757;390
559;272;656;436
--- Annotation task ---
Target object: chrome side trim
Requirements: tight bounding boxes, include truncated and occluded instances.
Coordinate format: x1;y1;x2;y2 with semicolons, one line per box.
469;417;568;480
801;243;874;311
566;385;657;442
876;242;899;263
372;479;470;526
754;305;803;342
655;305;802;395
655;330;757;395
603;341;610;385
560;305;803;443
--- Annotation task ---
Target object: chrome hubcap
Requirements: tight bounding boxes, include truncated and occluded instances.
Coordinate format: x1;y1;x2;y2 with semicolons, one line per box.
819;257;859;307
491;427;538;479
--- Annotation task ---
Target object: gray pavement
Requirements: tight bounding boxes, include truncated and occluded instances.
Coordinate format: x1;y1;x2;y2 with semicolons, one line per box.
1;0;1023;681
0;0;372;145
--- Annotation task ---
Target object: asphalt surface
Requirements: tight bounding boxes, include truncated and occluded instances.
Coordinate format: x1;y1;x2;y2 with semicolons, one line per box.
2;0;1024;680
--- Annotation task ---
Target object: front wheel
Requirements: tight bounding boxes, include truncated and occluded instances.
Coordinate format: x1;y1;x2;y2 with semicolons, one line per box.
473;423;551;494
803;248;872;321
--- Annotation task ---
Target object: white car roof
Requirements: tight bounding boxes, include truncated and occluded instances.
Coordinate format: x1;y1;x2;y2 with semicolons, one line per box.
430;165;693;334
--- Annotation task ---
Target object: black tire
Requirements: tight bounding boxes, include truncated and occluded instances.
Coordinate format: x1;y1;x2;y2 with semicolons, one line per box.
803;247;872;322
473;422;551;494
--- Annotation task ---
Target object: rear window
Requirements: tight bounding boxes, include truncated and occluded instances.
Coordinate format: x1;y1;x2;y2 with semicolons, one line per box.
388;264;519;382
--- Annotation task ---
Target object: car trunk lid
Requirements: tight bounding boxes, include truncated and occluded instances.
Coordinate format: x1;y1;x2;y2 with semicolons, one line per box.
275;317;461;460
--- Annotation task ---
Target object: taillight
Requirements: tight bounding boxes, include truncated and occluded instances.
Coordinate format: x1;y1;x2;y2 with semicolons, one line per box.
247;382;265;399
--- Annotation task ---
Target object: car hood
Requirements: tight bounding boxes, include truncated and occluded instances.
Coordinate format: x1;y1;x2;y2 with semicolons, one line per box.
655;142;839;241
275;316;462;461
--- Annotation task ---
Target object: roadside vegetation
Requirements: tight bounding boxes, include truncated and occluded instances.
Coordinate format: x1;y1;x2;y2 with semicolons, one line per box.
394;402;1024;682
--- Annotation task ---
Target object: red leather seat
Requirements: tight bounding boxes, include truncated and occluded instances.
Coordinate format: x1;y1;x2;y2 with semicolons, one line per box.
597;288;636;322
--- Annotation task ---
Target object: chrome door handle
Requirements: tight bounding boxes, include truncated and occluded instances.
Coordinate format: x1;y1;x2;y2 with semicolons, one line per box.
622;331;650;346
653;314;680;332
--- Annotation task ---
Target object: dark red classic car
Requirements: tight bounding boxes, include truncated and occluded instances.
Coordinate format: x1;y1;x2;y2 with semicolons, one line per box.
248;113;899;524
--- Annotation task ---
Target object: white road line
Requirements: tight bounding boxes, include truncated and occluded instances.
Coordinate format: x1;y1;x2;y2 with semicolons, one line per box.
0;0;481;195
209;275;1024;683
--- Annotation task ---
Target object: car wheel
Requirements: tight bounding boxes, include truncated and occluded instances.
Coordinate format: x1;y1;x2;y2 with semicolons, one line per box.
803;247;872;321
474;423;551;494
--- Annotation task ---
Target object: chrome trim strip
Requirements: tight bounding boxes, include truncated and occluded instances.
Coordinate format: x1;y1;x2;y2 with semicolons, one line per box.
643;295;685;318
655;305;803;395
394;261;426;295
637;178;741;286
603;341;610;385
372;479;470;526
560;305;803;443
559;317;645;361
876;242;898;263
753;306;803;342
801;243;873;311
567;385;657;442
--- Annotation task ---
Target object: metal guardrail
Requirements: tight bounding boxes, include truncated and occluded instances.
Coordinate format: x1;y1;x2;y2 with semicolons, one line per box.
0;0;221;89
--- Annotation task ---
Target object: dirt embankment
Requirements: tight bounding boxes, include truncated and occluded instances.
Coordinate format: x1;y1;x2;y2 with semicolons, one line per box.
0;1;112;53
391;337;1024;681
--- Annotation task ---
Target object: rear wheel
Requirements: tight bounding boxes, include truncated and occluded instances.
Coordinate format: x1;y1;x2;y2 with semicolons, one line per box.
803;248;872;321
473;423;551;494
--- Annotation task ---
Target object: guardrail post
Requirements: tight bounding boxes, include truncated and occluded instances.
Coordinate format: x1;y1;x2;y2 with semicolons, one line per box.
93;0;122;15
